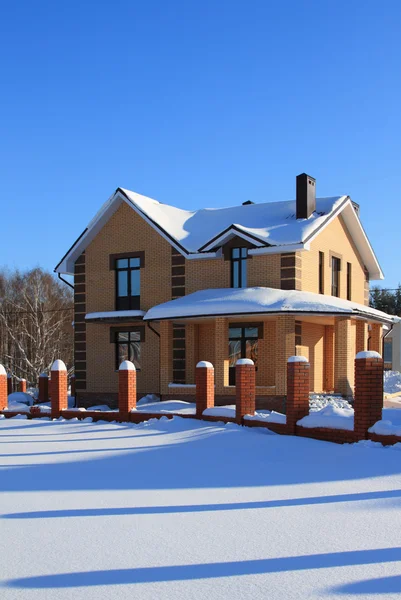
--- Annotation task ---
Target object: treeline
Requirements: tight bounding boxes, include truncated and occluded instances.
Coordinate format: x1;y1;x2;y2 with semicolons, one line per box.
370;285;401;316
0;268;73;386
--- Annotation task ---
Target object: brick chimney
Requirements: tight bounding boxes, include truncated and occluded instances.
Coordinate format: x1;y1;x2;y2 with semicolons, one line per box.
296;173;316;219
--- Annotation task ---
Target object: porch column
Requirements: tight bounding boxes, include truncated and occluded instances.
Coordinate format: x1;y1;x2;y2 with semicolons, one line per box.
323;325;334;392
334;317;354;397
160;321;173;396
215;318;228;395
185;324;196;384
275;316;296;395
356;320;368;354
369;323;382;354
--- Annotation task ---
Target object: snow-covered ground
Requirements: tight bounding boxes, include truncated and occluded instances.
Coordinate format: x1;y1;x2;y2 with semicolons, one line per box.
1;417;401;599
384;370;401;395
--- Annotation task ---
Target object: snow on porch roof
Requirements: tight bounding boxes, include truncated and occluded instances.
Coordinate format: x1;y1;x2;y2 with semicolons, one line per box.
144;287;400;324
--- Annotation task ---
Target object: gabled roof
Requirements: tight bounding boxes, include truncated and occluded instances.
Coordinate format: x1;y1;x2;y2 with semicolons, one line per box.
55;187;384;279
144;287;398;324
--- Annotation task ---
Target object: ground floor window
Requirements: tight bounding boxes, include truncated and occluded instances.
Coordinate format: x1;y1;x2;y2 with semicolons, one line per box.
228;325;258;385
114;330;142;370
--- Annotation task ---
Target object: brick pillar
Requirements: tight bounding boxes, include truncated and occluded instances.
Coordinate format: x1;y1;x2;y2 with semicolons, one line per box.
50;360;68;419
38;373;49;403
275;316;296;395
334;317;353;396
119;360;136;419
0;365;7;411
235;359;255;423
195;361;214;418
7;374;12;396
354;351;383;439
70;375;76;398
356;320;368;354
19;379;27;393
215;317;228;395
370;323;382;354
286;356;310;434
323;325;334;391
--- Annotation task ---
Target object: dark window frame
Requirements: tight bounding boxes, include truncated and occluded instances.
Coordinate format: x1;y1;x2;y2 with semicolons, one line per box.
347;262;352;301
319;251;324;294
231;247;248;288
331;256;341;297
228;324;260;384
111;253;144;311
111;326;145;371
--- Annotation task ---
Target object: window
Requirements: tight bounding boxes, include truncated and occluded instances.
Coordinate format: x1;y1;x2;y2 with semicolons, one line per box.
115;257;141;310
347;262;352;301
115;330;141;370
383;338;393;364
319;252;324;294
331;256;341;297
228;325;259;385
231;248;248;288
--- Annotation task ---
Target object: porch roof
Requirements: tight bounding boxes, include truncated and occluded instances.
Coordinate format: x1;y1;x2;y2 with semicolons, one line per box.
144;287;400;325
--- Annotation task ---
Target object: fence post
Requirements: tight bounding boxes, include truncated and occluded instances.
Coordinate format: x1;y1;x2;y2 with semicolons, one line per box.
70;374;76;398
0;365;7;411
286;356;310;434
50;360;68;419
7;374;12;396
235;358;255;423
39;373;49;403
19;379;27;393
119;360;136;420
354;351;383;440
196;361;214;418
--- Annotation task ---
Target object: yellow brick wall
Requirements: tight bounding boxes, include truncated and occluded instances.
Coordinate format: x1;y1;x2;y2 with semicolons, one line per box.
300;215;366;304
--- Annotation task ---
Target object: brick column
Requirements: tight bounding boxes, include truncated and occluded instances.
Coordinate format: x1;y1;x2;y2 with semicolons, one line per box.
235;358;255;423
50;360;68;419
369;323;382;354
286;356;310;434
195;361;214;418
19;379;27;393
275;316;296;395
323;325;334;391
215;318;228;395
356;320;368;354
334;317;353;397
354;351;383;439
119;360;137;419
38;373;49;403
7;374;12;396
0;365;7;411
70;374;76;398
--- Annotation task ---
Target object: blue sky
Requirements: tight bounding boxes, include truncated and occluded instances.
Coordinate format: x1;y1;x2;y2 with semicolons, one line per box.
1;0;400;288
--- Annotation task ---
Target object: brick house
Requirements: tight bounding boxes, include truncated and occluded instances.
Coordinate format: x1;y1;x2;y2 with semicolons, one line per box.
55;174;397;408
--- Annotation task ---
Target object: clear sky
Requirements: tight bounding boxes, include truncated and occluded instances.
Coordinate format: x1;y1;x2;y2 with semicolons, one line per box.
1;0;400;288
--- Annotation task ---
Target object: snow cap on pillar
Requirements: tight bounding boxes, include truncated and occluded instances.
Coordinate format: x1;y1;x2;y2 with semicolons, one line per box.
51;359;67;372
288;356;309;363
196;361;214;369
119;360;136;371
236;358;254;366
356;351;382;359
0;365;6;376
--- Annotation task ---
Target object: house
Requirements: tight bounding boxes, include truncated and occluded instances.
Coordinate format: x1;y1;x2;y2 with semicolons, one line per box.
55;173;397;408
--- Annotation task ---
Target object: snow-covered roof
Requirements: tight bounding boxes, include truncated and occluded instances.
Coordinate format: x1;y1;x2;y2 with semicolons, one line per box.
144;287;399;324
55;187;383;280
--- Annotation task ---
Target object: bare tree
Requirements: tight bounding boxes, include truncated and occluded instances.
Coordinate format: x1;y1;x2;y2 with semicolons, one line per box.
0;268;73;386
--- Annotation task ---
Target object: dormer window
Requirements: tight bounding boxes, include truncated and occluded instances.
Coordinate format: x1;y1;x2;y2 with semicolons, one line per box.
231;248;248;288
110;252;144;310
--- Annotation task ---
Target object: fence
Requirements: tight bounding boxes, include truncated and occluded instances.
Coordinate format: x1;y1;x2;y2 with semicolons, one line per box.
0;352;397;446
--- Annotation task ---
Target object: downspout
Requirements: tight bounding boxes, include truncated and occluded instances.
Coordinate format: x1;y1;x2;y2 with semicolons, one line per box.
146;322;161;399
57;273;74;290
382;322;394;366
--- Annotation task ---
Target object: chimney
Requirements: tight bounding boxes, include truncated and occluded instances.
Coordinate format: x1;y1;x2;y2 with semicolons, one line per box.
296;173;316;219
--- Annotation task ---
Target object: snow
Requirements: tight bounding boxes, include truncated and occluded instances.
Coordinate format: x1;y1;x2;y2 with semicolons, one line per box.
137;394;160;406
85;310;146;321
134;400;196;415
384;370;401;394
0;364;6;376
144;286;398;323
2;417;401;599
244;410;287;424
122;188;346;251
196;361;214;368
119;360;136;371
297;405;355;431
51;359;67;371
356;350;382;359
5;392;34;409
288;356;308;363
236;358;254;366
203;405;236;418
87;405;114;412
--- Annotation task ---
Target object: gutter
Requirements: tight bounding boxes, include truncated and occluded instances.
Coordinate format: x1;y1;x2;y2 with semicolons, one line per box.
58;273;74;290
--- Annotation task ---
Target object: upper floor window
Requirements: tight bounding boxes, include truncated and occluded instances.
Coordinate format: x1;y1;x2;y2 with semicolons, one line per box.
331;256;341;297
114;256;142;310
319;251;324;294
231;248;248;288
347;262;352;301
